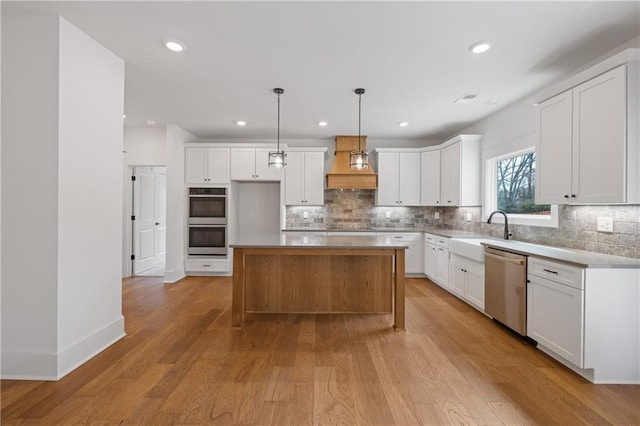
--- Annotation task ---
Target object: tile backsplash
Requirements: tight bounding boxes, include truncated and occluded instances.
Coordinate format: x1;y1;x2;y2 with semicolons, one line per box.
286;191;640;259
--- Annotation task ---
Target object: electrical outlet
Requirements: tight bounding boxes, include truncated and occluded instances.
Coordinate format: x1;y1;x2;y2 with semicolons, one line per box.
249;210;255;218
466;212;472;222
434;212;440;219
303;211;309;219
597;217;614;233
385;211;391;219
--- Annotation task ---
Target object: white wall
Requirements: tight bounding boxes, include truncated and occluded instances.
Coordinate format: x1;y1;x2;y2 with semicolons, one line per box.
1;15;125;380
56;18;125;376
1;14;61;378
237;182;281;237
122;127;167;277
164;124;194;283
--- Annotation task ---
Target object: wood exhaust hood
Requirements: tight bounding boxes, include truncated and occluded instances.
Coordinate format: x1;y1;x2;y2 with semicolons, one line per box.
326;135;378;189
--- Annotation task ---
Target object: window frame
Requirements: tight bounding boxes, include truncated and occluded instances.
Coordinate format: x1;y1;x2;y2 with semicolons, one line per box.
484;146;558;228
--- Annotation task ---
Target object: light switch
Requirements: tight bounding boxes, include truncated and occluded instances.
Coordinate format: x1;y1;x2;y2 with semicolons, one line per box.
434;212;440;219
385;211;391;219
597;217;614;233
466;212;472;222
303;211;309;219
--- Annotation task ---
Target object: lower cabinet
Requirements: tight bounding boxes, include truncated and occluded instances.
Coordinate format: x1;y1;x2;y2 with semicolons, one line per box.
435;245;449;287
448;253;485;311
378;232;423;274
424;241;436;278
185;258;231;274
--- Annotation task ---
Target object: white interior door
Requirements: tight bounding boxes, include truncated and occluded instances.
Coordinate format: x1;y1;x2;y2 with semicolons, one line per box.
133;166;166;274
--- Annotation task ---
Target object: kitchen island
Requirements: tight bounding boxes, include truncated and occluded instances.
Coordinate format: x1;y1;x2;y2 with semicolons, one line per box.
231;235;407;330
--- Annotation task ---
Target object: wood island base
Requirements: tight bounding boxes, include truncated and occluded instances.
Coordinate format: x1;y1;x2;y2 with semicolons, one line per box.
232;247;405;330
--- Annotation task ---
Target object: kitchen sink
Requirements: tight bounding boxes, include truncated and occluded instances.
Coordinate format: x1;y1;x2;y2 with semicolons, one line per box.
448;237;502;262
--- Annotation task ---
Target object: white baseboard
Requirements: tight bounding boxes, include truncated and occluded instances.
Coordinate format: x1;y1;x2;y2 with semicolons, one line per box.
1;316;125;381
57;316;125;379
163;267;186;283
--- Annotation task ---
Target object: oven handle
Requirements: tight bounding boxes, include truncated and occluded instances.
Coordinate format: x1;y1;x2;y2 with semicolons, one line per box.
484;252;525;265
188;224;226;228
189;195;227;198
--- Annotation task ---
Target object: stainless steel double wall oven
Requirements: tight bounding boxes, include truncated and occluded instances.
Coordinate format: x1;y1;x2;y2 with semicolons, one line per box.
187;187;227;255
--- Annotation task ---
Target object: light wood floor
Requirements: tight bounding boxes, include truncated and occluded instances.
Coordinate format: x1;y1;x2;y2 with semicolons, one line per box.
2;276;639;425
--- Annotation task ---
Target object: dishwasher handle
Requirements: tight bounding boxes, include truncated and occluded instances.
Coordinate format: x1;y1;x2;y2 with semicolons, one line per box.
484;252;525;265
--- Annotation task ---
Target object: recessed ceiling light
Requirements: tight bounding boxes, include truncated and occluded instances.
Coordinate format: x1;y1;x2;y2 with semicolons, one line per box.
146;120;156;126
236;120;246;126
398;122;409;127
165;40;185;52
469;41;491;54
318;121;328;127
122;114;127;119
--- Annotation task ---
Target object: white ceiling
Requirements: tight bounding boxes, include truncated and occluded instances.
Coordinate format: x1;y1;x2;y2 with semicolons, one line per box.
4;1;640;142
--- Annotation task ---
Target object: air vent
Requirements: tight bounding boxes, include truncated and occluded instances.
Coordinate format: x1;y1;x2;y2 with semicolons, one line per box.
455;93;479;104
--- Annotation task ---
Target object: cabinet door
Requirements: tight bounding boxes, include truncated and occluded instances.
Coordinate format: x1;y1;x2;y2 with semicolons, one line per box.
536;91;573;204
441;143;460;206
376;153;399;205
420;150;440;206
398;153;421;205
572;66;626;203
303;151;325;205
255;148;283;181
206;148;230;184
230;148;256;180
527;275;584;367
424;243;436;278
185;147;208;184
405;240;423;273
466;269;485;311
284;151;305;205
435;247;449;287
448;260;465;298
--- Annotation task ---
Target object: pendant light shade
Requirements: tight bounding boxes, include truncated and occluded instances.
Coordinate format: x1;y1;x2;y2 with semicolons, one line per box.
350;88;369;170
268;88;286;168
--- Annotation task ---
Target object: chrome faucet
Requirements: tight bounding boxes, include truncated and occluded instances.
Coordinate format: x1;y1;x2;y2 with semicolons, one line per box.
487;210;512;240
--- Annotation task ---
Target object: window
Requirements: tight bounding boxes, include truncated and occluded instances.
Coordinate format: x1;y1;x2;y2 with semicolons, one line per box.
485;148;558;227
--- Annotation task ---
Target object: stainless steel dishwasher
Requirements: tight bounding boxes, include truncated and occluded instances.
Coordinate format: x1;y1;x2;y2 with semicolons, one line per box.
484;247;528;335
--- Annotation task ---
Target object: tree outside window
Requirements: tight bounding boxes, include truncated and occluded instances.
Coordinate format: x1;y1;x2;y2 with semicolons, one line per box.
496;152;550;215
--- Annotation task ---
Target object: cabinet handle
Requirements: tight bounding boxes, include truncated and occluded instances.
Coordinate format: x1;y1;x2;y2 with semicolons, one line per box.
447;200;452;203
438;248;444;251
542;268;559;274
436;201;439;204
203;264;211;267
564;195;569;199
571;194;576;198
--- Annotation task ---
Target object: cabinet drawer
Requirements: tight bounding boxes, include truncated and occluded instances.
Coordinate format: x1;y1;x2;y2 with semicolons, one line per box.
528;257;584;290
424;233;437;244
380;232;422;242
185;258;230;272
435;236;449;248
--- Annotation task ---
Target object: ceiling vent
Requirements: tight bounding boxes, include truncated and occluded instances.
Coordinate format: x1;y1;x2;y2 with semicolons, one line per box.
455;93;479;104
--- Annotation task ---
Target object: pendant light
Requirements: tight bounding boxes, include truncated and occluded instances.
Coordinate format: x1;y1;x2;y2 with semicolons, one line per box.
350;88;369;170
268;88;286;168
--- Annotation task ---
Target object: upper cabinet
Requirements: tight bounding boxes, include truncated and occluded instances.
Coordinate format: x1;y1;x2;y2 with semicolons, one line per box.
285;149;327;205
375;151;421;206
420;150;440;206
230;147;283;181
185;147;230;184
438;135;482;207
536;51;639;204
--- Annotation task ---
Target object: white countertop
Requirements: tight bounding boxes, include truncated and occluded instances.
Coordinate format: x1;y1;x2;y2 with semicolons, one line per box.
231;234;409;249
480;240;640;268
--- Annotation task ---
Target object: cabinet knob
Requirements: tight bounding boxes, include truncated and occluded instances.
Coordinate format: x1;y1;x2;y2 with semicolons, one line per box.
564;195;569;199
436;201;439;204
571;194;576;198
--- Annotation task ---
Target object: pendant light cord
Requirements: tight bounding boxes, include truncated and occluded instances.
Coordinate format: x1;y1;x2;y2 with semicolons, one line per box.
277;92;281;151
358;92;362;151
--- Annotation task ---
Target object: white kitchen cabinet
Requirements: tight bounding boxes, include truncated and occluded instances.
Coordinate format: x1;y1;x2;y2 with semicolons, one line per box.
285;149;326;205
527;258;585;367
439;135;482;207
378;232;423;274
374;151;421;206
537;64;639;204
326;231;376;236
526;256;640;383
230;148;283;181
420;150;441;206
423;234;437;278
434;236;450;288
448;253;485;311
185;147;230;184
